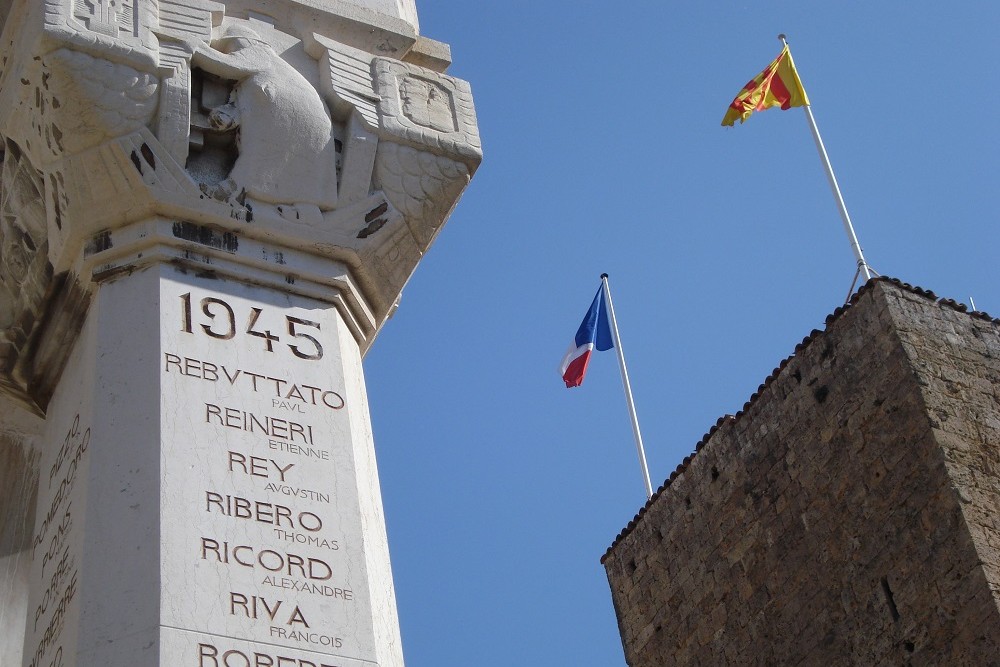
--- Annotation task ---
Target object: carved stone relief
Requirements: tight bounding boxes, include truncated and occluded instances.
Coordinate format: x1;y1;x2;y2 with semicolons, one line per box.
0;140;51;369
34;48;159;165
74;0;138;38
43;0;158;66
187;23;340;213
316;37;482;166
0;3;481;407
399;74;455;133
373;141;469;246
373;57;481;164
186;70;238;187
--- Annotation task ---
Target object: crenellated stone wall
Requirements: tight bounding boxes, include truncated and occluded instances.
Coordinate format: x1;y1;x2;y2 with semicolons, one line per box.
603;279;1000;665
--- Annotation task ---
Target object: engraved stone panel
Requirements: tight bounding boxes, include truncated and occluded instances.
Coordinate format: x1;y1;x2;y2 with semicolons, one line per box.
159;272;383;663
20;264;403;666
21;323;93;667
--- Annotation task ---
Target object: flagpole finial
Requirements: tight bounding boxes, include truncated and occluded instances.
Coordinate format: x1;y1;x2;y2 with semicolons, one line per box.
601;273;609;279
778;33;788;45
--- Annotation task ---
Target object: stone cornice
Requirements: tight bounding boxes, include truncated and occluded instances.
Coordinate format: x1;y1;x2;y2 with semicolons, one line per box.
0;1;481;413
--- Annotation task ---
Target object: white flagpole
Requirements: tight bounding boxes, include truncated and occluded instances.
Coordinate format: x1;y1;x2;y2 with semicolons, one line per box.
780;34;872;283
601;273;653;500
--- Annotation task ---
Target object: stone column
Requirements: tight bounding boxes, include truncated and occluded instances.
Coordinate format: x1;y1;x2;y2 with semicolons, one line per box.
0;1;479;665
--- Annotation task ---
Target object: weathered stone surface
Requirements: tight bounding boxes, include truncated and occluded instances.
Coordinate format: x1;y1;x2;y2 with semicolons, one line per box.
603;280;1000;665
0;396;41;667
0;0;480;413
0;1;478;665
17;265;406;667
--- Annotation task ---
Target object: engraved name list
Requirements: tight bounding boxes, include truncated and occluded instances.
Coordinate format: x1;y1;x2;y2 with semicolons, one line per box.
159;279;378;667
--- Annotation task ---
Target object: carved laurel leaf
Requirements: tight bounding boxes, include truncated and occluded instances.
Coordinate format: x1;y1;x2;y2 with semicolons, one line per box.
374;141;470;247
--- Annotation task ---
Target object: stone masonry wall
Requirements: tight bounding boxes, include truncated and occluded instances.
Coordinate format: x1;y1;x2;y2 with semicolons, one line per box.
602;280;1000;666
886;285;1000;630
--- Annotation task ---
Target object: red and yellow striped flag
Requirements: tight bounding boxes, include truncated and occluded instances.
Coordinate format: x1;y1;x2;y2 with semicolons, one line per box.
722;45;810;126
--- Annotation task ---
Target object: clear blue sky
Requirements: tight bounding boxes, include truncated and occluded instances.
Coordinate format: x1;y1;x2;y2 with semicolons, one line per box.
364;3;998;665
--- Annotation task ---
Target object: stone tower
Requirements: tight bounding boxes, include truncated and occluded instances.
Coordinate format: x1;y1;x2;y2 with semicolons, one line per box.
603;279;1000;665
0;1;480;666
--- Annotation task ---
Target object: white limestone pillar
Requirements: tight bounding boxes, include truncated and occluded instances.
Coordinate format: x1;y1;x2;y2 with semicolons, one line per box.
26;263;403;667
0;0;479;665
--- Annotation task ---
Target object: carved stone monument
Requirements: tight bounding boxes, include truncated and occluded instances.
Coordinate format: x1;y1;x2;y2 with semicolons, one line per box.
0;1;480;665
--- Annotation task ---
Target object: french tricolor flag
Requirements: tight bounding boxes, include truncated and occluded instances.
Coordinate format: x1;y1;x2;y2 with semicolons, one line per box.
560;285;614;388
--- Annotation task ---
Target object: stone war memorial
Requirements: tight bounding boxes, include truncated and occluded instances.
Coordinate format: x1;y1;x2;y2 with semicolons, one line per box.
0;0;480;665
